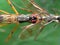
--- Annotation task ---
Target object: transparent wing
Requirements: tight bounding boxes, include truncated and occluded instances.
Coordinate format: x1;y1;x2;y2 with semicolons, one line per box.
10;0;38;13
10;0;50;40
18;17;53;40
10;0;49;15
18;23;42;40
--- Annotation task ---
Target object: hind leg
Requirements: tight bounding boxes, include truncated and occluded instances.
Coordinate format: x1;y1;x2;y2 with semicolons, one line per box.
5;23;19;42
7;0;19;15
5;0;19;42
0;10;10;14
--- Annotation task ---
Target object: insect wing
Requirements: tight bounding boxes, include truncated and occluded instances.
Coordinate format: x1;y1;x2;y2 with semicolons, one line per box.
10;0;44;13
18;23;43;40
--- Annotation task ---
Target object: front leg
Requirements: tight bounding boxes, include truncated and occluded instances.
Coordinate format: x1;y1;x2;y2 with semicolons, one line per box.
23;24;35;29
18;24;35;39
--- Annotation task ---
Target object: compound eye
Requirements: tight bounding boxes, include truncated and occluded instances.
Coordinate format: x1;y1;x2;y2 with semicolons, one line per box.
57;17;60;22
29;16;37;23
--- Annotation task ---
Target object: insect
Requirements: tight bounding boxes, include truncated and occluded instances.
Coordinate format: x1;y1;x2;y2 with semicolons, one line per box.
0;0;60;42
14;0;60;40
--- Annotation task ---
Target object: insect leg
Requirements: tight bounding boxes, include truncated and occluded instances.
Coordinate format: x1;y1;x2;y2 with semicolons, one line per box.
5;0;20;42
11;0;36;13
7;0;19;15
30;0;43;11
20;8;33;13
18;24;35;39
0;10;10;14
5;23;19;42
30;0;49;15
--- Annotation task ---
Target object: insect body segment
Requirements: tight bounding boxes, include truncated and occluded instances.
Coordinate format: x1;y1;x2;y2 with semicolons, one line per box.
3;14;60;42
0;0;60;42
0;15;60;42
0;15;17;23
0;14;60;24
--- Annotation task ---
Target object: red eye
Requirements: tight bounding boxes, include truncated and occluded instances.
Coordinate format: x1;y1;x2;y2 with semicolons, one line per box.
29;16;37;23
31;20;36;23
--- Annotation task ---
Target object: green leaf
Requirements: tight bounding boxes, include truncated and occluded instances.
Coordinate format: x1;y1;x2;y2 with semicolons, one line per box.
0;0;60;45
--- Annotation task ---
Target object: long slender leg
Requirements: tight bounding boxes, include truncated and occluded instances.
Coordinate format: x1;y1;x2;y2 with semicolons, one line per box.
7;0;19;15
20;8;33;13
5;0;20;42
5;23;19;42
0;23;8;27
19;7;37;14
18;24;35;38
30;0;43;11
11;0;37;13
30;0;49;15
23;24;35;29
0;10;10;14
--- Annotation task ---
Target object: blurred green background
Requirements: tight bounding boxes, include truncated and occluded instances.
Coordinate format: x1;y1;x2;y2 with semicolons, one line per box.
0;0;60;45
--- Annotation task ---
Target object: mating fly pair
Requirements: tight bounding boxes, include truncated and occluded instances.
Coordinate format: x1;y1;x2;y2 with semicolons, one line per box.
0;0;60;42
